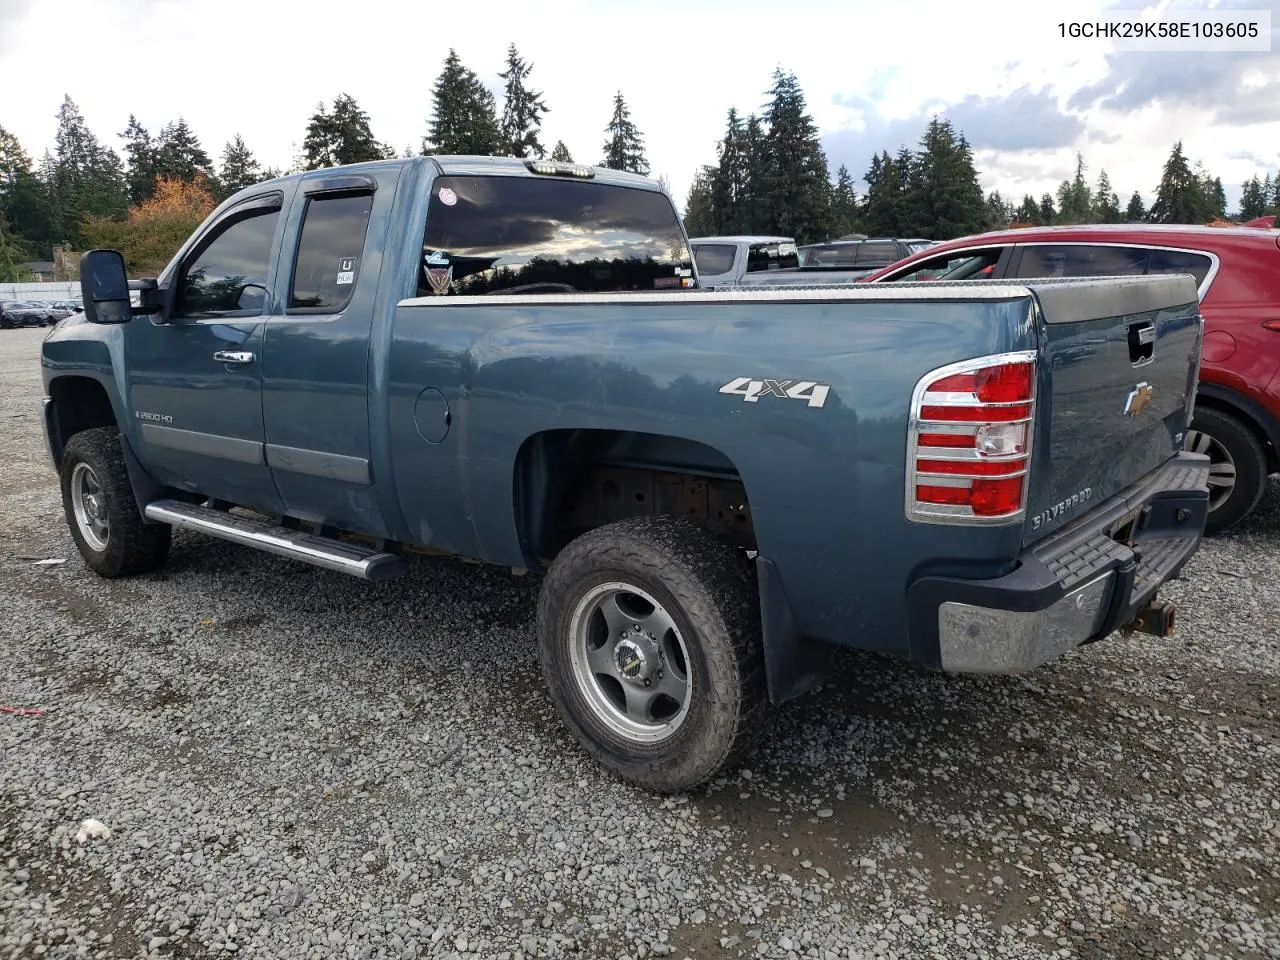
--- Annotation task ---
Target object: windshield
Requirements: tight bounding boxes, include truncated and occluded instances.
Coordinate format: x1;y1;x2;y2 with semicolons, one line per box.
419;175;694;296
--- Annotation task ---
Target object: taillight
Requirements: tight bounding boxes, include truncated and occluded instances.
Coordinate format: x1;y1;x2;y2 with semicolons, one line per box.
906;351;1037;524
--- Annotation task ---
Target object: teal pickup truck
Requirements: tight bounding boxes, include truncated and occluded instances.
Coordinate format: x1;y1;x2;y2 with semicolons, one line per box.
42;156;1210;792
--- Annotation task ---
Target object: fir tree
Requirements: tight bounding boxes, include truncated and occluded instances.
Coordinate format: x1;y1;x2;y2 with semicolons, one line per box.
153;118;214;184
425;50;501;156
1125;190;1146;222
1239;174;1267;219
219;135;263;196
1093;169;1121;223
983;190;1013;230
1039;193;1057;225
759;69;833;243
831;165;860;237
550;140;573;163
709;109;748;234
906;117;984;240
741;114;768;233
1149;142;1214;224
682;166;717;236
120;115;157;204
304;94;389;170
0;125;57;258
1055;152;1093;224
50;95;128;242
600;91;648;174
498;44;548;158
1013;193;1040;225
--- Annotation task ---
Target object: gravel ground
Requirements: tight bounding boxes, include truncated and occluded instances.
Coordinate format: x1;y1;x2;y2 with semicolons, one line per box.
2;323;1278;960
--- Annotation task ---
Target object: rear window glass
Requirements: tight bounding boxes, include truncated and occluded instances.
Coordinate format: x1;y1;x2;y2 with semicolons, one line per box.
419;175;693;296
693;244;736;276
1146;248;1213;288
801;244;860;268
1014;245;1151;278
853;241;900;267
746;242;799;272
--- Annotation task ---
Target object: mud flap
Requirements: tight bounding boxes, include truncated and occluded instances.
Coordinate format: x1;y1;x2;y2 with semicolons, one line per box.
756;555;832;705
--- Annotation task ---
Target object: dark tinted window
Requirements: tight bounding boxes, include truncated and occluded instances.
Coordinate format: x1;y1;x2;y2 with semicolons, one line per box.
854;241;902;267
1014;244;1150;278
802;243;860;267
289;192;374;312
746;241;799;272
419;176;693;296
176;208;279;317
1146;248;1213;288
693;244;736;275
886;249;1004;282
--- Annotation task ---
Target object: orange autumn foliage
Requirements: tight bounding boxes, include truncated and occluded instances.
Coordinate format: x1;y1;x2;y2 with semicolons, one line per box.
83;176;217;277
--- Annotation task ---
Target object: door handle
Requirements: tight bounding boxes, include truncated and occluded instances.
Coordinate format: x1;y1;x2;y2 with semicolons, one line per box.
213;350;255;365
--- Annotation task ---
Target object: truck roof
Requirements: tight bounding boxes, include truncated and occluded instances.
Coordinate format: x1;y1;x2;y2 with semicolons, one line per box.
687;235;796;244
218;156;666;212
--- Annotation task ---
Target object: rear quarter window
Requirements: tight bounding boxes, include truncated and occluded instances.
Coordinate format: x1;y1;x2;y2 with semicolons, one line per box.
1145;248;1213;288
693;244;736;276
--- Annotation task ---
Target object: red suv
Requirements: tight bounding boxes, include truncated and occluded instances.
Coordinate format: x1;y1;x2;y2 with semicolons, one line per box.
863;225;1280;533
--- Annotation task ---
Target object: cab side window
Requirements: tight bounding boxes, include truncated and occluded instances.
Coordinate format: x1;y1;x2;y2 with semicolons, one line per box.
175;207;280;318
288;191;375;312
1013;245;1149;278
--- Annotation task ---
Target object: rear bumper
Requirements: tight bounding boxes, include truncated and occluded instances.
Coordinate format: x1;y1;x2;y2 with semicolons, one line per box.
906;452;1210;673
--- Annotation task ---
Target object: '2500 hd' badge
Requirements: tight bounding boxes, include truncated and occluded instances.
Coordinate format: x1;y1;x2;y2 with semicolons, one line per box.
719;377;831;408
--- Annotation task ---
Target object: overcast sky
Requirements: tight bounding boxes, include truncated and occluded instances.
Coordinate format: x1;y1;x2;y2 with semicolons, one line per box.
2;0;1277;213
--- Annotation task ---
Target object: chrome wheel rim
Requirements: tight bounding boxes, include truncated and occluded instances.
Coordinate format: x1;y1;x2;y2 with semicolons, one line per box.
70;462;109;551
1185;429;1236;513
568;581;693;744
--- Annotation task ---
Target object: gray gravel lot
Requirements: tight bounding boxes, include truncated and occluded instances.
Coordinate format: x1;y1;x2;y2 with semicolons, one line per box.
2;323;1278;960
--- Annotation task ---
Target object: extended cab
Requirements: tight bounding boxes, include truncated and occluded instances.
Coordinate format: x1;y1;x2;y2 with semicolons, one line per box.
42;156;1210;792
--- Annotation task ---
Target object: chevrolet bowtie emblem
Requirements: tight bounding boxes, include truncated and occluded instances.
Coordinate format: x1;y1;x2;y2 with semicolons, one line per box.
1124;382;1154;417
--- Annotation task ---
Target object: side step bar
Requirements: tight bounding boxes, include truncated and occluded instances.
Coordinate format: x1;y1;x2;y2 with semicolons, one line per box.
143;499;407;582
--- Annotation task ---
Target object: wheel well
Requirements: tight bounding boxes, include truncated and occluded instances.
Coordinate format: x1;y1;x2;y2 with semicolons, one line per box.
1195;393;1279;473
48;377;118;466
513;429;755;563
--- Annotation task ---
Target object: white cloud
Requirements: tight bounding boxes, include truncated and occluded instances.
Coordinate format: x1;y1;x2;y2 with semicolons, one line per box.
1;0;1275;215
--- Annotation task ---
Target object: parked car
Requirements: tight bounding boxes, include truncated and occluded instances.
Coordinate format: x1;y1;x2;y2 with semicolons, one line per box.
47;300;83;320
861;224;1280;534
42;157;1209;792
797;237;934;272
688;235;917;287
0;300;54;328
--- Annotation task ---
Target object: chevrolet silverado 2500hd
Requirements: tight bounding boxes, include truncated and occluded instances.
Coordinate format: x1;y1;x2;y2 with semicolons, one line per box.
42;155;1210;792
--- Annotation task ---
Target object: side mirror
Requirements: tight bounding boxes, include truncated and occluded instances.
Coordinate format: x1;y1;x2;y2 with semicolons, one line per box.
79;250;132;324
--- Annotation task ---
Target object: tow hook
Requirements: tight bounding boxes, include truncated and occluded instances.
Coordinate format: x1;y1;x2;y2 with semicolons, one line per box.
1124;598;1177;638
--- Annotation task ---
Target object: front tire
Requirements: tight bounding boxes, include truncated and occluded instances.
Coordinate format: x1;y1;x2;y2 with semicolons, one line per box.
1185;407;1268;535
537;516;767;793
59;427;170;577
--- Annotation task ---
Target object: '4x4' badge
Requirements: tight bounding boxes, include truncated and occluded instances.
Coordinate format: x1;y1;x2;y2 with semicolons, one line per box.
719;377;831;408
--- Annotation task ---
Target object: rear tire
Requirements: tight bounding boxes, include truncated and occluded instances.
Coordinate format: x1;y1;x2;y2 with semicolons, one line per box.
1186;407;1268;535
537;516;768;793
59;427;171;577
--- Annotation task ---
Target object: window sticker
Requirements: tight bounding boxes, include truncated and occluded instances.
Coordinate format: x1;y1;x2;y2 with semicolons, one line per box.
438;187;457;206
336;257;357;285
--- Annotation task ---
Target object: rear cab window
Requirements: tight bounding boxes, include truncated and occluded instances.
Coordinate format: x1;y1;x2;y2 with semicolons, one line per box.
693;244;736;276
853;241;901;269
746;241;799;273
801;243;859;268
288;191;375;313
418;175;694;296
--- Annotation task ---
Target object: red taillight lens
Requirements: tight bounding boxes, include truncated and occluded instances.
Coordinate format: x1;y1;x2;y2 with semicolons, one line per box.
908;352;1037;524
916;477;1025;516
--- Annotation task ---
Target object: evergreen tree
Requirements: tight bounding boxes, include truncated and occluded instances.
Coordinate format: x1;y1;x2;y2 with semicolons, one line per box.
304;94;389;170
1013;193;1040;225
1125;190;1146;222
905;117;984;241
0;210;34;281
0;125;57;258
682;167;717;237
1270;173;1279;213
758;69;833;243
983;190;1013;230
741;114;768;233
600;91;648;174
1149;142;1213;224
709;109;748;234
863;149;913;236
550;140;573;163
1209;175;1227;219
219;135;264;196
1039;193;1057;225
1055;152;1093;224
830;164;860;237
120;115;158;204
498;44;548;158
50;95;128;243
153;117;214;184
1093;169;1121;223
1239;174;1267;219
425;50;501;156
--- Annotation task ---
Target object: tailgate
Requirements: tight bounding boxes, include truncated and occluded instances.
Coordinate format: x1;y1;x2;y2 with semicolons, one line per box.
1022;275;1203;546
